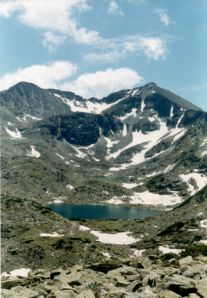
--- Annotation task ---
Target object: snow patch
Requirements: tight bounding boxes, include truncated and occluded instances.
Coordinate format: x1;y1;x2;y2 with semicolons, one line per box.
56;153;65;160
200;219;207;230
131;88;140;97
130;191;182;206
5;127;22;139
105;197;125;205
131;249;145;257
140;99;145;112
122;124;127;137
179;173;207;195
40;232;64;237
79;225;90;231
53;198;64;204
55;93;129;114
118;108;137;121
70;144;87;159
23;114;42;121
159;245;182;255
197;212;204;217
26;146;40;158
91;231;139;245
122;183;138;189
170;106;174;118
66;184;74;190
101;252;111;258
1;268;31;278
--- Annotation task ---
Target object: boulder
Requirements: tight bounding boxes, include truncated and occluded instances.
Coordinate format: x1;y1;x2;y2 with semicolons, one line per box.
182;264;207;279
158;290;181;298
1;286;39;297
179;256;194;267
163;274;196;296
126;280;142;292
1;277;25;289
53;290;76;298
189;294;202;298
196;278;207;298
142;271;160;287
77;289;96;298
134;286;156;298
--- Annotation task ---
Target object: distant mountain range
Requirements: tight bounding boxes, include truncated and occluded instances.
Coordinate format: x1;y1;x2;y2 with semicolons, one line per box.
1;81;207;207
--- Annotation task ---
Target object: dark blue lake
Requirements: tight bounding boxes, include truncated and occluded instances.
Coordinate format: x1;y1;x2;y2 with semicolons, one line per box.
49;204;158;220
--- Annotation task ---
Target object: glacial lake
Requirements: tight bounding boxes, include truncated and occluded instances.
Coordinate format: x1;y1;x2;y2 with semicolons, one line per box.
49;204;159;220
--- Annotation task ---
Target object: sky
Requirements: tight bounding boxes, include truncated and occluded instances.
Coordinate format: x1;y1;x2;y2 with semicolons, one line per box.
0;0;206;110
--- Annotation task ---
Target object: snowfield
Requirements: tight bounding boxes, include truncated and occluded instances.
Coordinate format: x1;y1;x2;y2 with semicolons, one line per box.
179;173;207;195
5;127;22;139
79;225;139;245
130;191;182;206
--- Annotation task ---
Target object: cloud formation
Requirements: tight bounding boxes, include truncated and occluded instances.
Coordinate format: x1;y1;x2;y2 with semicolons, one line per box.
155;9;171;26
0;61;77;91
0;63;143;98
0;0;101;45
85;35;168;63
108;0;123;15
61;68;143;98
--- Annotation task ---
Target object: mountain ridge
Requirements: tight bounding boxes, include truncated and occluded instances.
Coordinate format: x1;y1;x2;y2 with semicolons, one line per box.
1;81;207;209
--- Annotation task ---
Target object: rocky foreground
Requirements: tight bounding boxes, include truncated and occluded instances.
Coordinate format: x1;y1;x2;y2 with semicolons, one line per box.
2;255;207;298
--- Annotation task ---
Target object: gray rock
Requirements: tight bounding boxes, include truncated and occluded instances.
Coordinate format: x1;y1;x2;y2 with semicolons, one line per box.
1;286;39;297
196;278;207;298
135;286;156;298
142;271;160;287
77;289;96;298
1;277;25;289
182;264;207;279
158;290;181;298
163;274;196;296
126;280;142;292
188;294;201;298
53;290;76;298
179;256;194;267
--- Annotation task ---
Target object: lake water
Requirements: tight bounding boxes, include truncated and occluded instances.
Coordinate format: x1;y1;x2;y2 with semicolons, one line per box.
49;204;158;220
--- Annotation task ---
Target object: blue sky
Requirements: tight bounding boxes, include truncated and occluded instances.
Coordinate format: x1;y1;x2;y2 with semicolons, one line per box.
0;0;206;110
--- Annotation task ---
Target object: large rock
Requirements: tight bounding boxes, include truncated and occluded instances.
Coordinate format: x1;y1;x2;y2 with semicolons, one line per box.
163;274;196;296
142;271;160;287
196;278;207;298
53;290;76;298
77;289;96;298
1;286;39;298
179;256;194;267
158;290;181;298
182;264;207;279
1;277;25;289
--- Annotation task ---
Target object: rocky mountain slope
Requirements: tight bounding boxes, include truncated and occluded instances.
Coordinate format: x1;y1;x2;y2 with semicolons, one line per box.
1;81;207;208
1;81;207;297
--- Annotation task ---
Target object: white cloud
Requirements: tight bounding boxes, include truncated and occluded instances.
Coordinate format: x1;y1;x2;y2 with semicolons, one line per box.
0;0;101;45
0;61;77;91
139;37;167;60
60;68;143;98
108;0;123;15
0;63;143;98
156;9;171;26
85;50;123;64
85;36;168;63
43;32;66;51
